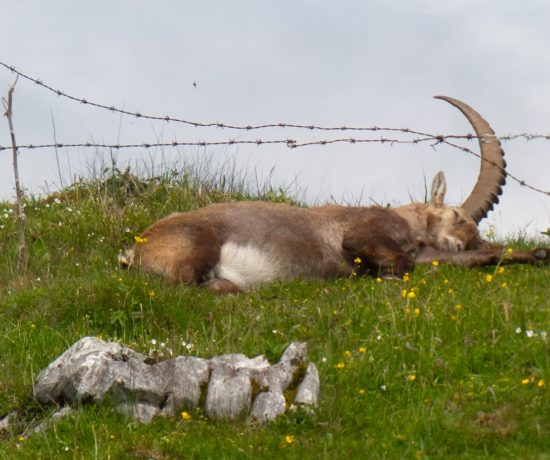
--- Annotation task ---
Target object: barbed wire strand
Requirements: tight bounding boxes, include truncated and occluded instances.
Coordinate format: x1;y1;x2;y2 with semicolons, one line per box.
1;60;549;196
1;137;548;196
0;136;440;152
2;60;549;141
440;139;549;196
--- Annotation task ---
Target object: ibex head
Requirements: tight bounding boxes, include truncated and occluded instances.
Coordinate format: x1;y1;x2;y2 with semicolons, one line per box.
396;96;506;253
423;171;482;251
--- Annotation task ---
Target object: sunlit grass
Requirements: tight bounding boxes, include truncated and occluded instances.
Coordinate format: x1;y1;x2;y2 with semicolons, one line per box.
1;168;549;458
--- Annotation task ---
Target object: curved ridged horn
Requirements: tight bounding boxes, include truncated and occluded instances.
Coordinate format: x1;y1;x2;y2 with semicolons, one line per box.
434;95;506;223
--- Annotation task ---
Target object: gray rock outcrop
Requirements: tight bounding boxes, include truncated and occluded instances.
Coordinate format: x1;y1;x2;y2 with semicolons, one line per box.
33;337;319;424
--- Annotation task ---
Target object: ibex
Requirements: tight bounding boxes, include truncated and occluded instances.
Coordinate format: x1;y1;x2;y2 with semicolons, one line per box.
120;96;548;293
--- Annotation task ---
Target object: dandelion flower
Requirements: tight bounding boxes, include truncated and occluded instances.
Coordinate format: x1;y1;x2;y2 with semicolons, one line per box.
335;362;345;369
431;260;439;267
497;266;505;275
403;273;410;282
358;346;366;353
414;308;420;316
485;274;493;283
354;257;362;264
407;291;416;300
358;388;366;395
285;435;295;444
181;411;192;421
538;379;545;388
408;374;416;382
506;247;513;255
134;235;148;244
521;378;530;385
376;277;383;284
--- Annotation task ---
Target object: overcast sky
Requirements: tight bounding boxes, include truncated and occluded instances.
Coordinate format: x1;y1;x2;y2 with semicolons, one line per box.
1;1;549;237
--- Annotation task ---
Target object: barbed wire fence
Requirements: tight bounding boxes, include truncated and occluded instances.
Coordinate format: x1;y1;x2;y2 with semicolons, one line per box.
1;60;550;197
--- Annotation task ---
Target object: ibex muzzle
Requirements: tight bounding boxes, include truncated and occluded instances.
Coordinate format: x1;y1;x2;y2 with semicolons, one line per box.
120;97;547;293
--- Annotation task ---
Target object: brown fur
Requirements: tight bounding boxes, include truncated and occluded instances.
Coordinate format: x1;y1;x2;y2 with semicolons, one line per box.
120;198;484;293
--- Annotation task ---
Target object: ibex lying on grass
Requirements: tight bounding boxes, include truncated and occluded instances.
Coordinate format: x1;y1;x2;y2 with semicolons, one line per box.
120;96;549;293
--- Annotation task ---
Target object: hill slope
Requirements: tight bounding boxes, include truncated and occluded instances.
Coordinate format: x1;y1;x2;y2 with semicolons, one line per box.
1;172;549;458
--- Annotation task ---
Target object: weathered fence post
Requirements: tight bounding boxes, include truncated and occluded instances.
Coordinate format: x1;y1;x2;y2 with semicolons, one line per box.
2;78;28;273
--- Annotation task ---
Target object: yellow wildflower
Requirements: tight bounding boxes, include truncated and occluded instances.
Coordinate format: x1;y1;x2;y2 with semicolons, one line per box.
134;235;148;244
407;291;416;300
414;308;420;316
521;378;530;385
454;304;463;312
506;247;513;255
485;274;493;283
354;257;362;264
148;290;156;298
376;277;383;284
181;411;192;421
335;362;345;369
431;260;439;267
358;388;366;395
538;379;546;388
403;273;410;282
285;435;295;444
344;350;352;358
358;346;366;353
497;266;505;275
408;374;416;382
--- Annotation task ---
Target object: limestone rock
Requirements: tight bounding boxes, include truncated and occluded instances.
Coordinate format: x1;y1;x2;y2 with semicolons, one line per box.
34;337;319;424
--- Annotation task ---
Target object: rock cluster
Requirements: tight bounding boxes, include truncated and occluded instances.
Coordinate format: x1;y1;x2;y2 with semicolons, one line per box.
33;337;319;424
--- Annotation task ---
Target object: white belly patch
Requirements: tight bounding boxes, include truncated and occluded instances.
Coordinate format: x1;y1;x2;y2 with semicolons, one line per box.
211;242;286;289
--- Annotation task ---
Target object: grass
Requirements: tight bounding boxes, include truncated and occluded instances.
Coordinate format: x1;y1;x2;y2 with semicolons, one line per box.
0;167;549;459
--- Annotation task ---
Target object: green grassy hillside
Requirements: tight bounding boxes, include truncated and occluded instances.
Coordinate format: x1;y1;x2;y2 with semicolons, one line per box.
1;170;549;459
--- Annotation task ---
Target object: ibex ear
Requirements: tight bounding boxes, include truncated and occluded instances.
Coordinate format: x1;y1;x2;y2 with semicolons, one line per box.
430;171;446;208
